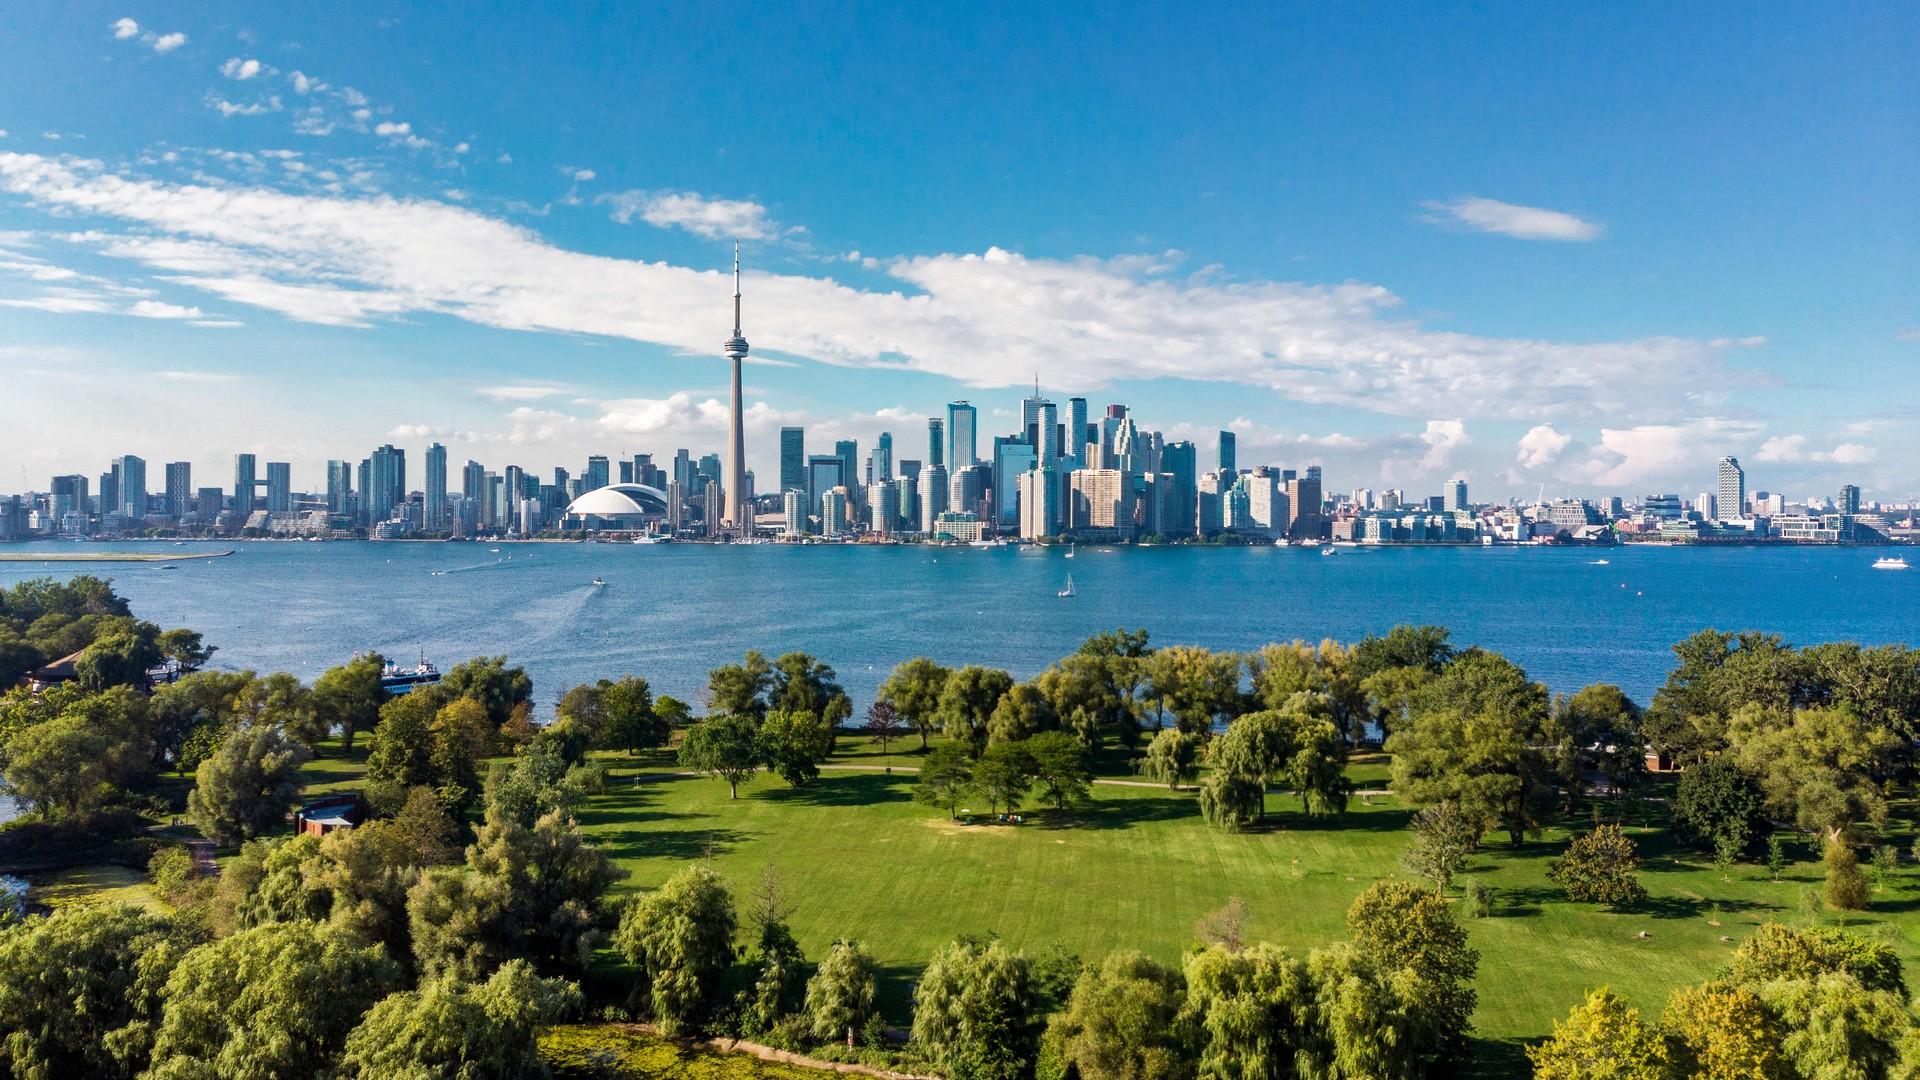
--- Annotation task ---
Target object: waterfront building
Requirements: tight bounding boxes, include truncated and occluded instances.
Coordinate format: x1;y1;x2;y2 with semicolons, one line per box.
50;474;87;525
1159;440;1198;537
1217;430;1236;474
780;427;806;495
424;443;448;531
868;481;899;536
1839;484;1861;515
947;401;978;469
165;461;192;519
931;511;986;542
112;455;146;520
1069;468;1135;540
949;463;987;520
872;432;893;482
366;444;406;528
1286;467;1323;539
917;463;949;532
503;465;525;532
1197;471;1227;535
992;436;1036;529
806;455;844;528
1242;469;1285;538
1717;456;1746;521
1643;493;1684;520
1018;466;1061;539
820;487;849;537
194;487;223;521
835;440;859;514
266;462;291;513
329;460;355;514
1444;479;1468;513
891;475;916;534
234;453;257;512
702;479;725;538
782;490;806;536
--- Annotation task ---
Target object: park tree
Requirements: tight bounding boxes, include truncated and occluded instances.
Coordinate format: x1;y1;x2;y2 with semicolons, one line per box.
311;818;436;965
0;903;195;1079
1553;683;1649;805
1645;630;1813;765
156;627;215;673
707;650;774;719
1346;879;1479;1061
1144;645;1242;733
863;700;903;754
75;622;162;691
1279;698;1350;816
1139;727;1202;789
235;671;324;749
938;665;1016;756
806;939;880;1044
1044;950;1195;1080
1824;840;1870;911
972;739;1035;817
1755;972;1911;1079
1527;988;1674;1080
1180;943;1319;1078
365;690;437;801
485;736;603;826
1349;624;1454;682
1;693;149;819
601;676;672;755
1547;824;1647;910
145;920;401;1080
1387;651;1555;848
409;807;622;981
760;707;834;787
336;960;579;1080
912;938;1042;1080
233;834;333;928
1661;981;1788;1080
1802;641;1920;742
1198;767;1265;833
770;651;854;729
428;696;495;812
1672;756;1770;854
987;682;1058;745
739;868;807;1035
880;656;951;750
1727;923;1904;992
1402;801;1480;894
1025;731;1094;811
439;655;534;729
1732;704;1899;842
188;722;311;845
679;712;762;798
312;653;387;750
148;669;256;772
1249;639;1370;742
615;864;738;1035
915;741;977;819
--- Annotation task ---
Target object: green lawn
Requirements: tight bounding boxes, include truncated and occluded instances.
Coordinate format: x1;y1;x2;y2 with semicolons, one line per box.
578;751;1920;1058
29;863;161;911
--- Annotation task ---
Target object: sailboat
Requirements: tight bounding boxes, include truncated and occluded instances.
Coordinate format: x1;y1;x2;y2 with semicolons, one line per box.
1058;573;1076;598
1064;544;1076;559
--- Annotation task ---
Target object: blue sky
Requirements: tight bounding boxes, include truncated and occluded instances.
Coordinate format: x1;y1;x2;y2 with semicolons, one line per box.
0;2;1913;501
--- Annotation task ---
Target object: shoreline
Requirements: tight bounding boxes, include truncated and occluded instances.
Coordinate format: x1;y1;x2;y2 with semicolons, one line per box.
0;549;234;563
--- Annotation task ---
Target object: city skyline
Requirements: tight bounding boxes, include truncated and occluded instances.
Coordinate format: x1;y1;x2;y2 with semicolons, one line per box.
0;5;1915;497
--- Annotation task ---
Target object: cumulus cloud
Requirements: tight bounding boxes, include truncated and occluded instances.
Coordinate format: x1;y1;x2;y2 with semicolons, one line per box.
151;32;187;53
606;189;779;240
111;18;187;53
0;152;1753;424
1515;424;1572;468
1568;418;1764;486
1423;196;1602;242
112;17;140;39
221;58;264;80
1755;434;1807;462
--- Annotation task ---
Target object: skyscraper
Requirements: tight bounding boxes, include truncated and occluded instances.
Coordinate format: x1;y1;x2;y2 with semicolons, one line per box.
1021;383;1058;465
872;431;893;482
165;461;192;519
835;440;859;500
1443;479;1468;513
585;455;610;492
1716;456;1746;521
265;462;291;512
1838;484;1860;516
992;435;1036;529
917;463;949;531
780;427;806;494
722;243;751;537
806;455;843;529
366;444;406;527
328;460;353;514
233;453;257;512
113;455;146;520
1067;397;1089;469
1161;441;1198;536
425;443;448;531
1217;431;1236;474
50;475;87;526
926;418;945;469
946;401;978;469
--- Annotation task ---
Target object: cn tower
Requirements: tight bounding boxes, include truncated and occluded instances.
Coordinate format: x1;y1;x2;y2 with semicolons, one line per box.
723;242;750;539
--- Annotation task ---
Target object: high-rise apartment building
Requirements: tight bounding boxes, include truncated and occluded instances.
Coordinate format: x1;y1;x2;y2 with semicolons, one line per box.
424;443;448;531
327;460;353;514
113;455;147;520
233;453;257;512
916;463;949;531
1217;431;1236;474
1161;440;1197;537
1066;398;1089;469
1716;456;1746;521
1070;468;1134;538
1443;479;1468;513
585;455;610;493
366;444;406;527
1018;467;1060;539
165;461;193;519
926;418;944;469
266;462;291;512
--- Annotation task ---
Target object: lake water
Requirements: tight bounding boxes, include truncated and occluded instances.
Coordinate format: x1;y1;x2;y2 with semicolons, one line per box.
2;540;1915;715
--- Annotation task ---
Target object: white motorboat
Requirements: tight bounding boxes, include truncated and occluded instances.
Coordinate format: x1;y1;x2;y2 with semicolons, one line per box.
1873;556;1908;570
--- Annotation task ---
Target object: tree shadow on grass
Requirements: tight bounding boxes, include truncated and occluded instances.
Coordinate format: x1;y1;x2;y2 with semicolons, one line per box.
1633;894;1770;920
1036;795;1197;831
1463;1037;1533;1080
593;826;747;863
756;771;915;807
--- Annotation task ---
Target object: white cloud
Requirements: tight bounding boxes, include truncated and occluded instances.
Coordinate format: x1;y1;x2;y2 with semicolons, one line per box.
1755;434;1807;462
1569;418;1765;486
571;168;596;182
154;369;240;382
1410;419;1469;474
607;189;778;240
112;17;140;39
151;32;187;53
374;121;411;137
209;96;282;118
127;299;206;319
289;71;324;94
0;153;1752;423
476;384;569;402
1515;424;1572;468
1822;443;1877;465
221;58;264;80
1424;196;1602;242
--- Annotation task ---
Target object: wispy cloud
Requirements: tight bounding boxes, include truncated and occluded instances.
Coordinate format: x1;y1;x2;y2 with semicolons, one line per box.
476;384;570;402
605;189;779;241
1423;196;1602;242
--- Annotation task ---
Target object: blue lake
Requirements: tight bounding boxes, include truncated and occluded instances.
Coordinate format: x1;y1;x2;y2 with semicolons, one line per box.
2;540;1915;715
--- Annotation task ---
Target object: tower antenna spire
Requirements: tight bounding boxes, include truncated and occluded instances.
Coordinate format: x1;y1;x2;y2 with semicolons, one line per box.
732;240;742;335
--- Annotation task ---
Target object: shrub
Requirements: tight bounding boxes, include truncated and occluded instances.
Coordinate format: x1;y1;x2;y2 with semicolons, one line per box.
1463;879;1496;918
1547;824;1646;909
1824;841;1870;912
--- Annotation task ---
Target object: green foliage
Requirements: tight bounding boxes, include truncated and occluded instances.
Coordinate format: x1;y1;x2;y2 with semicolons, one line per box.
769;652;853;730
1139;727;1202;789
1733;705;1900;841
1348;624;1453;682
878;656;950;749
1196;770;1263;833
155;627;215;672
971;738;1035;816
75;622;163;691
1043;950;1195;1080
1767;834;1789;880
760;708;834;787
614;864;738;1035
1143;645;1242;734
1402;800;1479;893
679;713;763;798
708;651;774;720
234;833;333;927
1661;981;1787;1080
1672;756;1770;853
438;655;535;728
1757;972;1910;1079
1;688;151;819
937;665;1015;756
485;735;605;827
1179;943;1321;1077
188;722;311;845
1727;923;1905;994
538;1025;840;1078
1824;840;1870;911
1553;683;1649;802
912;938;1041;1080
987;682;1058;745
1463;878;1496;918
862;699;903;753
1387;650;1555;848
1526;987;1673;1080
0;903;196;1079
312;654;387;750
914;741;977;819
146;920;402;1080
1345;879;1479;1060
337;960;580;1080
409;807;623;981
1547;824;1647;910
148;844;202;903
311;817;439;965
805;939;879;1044
598;676;672;755
1025;730;1093;811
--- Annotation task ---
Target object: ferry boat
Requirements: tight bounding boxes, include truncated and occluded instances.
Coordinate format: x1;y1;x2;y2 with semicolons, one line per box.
1873;555;1909;571
380;657;442;694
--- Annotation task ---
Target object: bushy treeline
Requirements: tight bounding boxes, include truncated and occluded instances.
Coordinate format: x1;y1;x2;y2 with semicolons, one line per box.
0;575;212;689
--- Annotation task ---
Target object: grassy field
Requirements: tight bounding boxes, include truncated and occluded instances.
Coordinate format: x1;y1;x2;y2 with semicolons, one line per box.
577;746;1920;1061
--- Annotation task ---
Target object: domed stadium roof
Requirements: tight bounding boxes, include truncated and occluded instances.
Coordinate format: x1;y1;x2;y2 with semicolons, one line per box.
564;483;673;519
